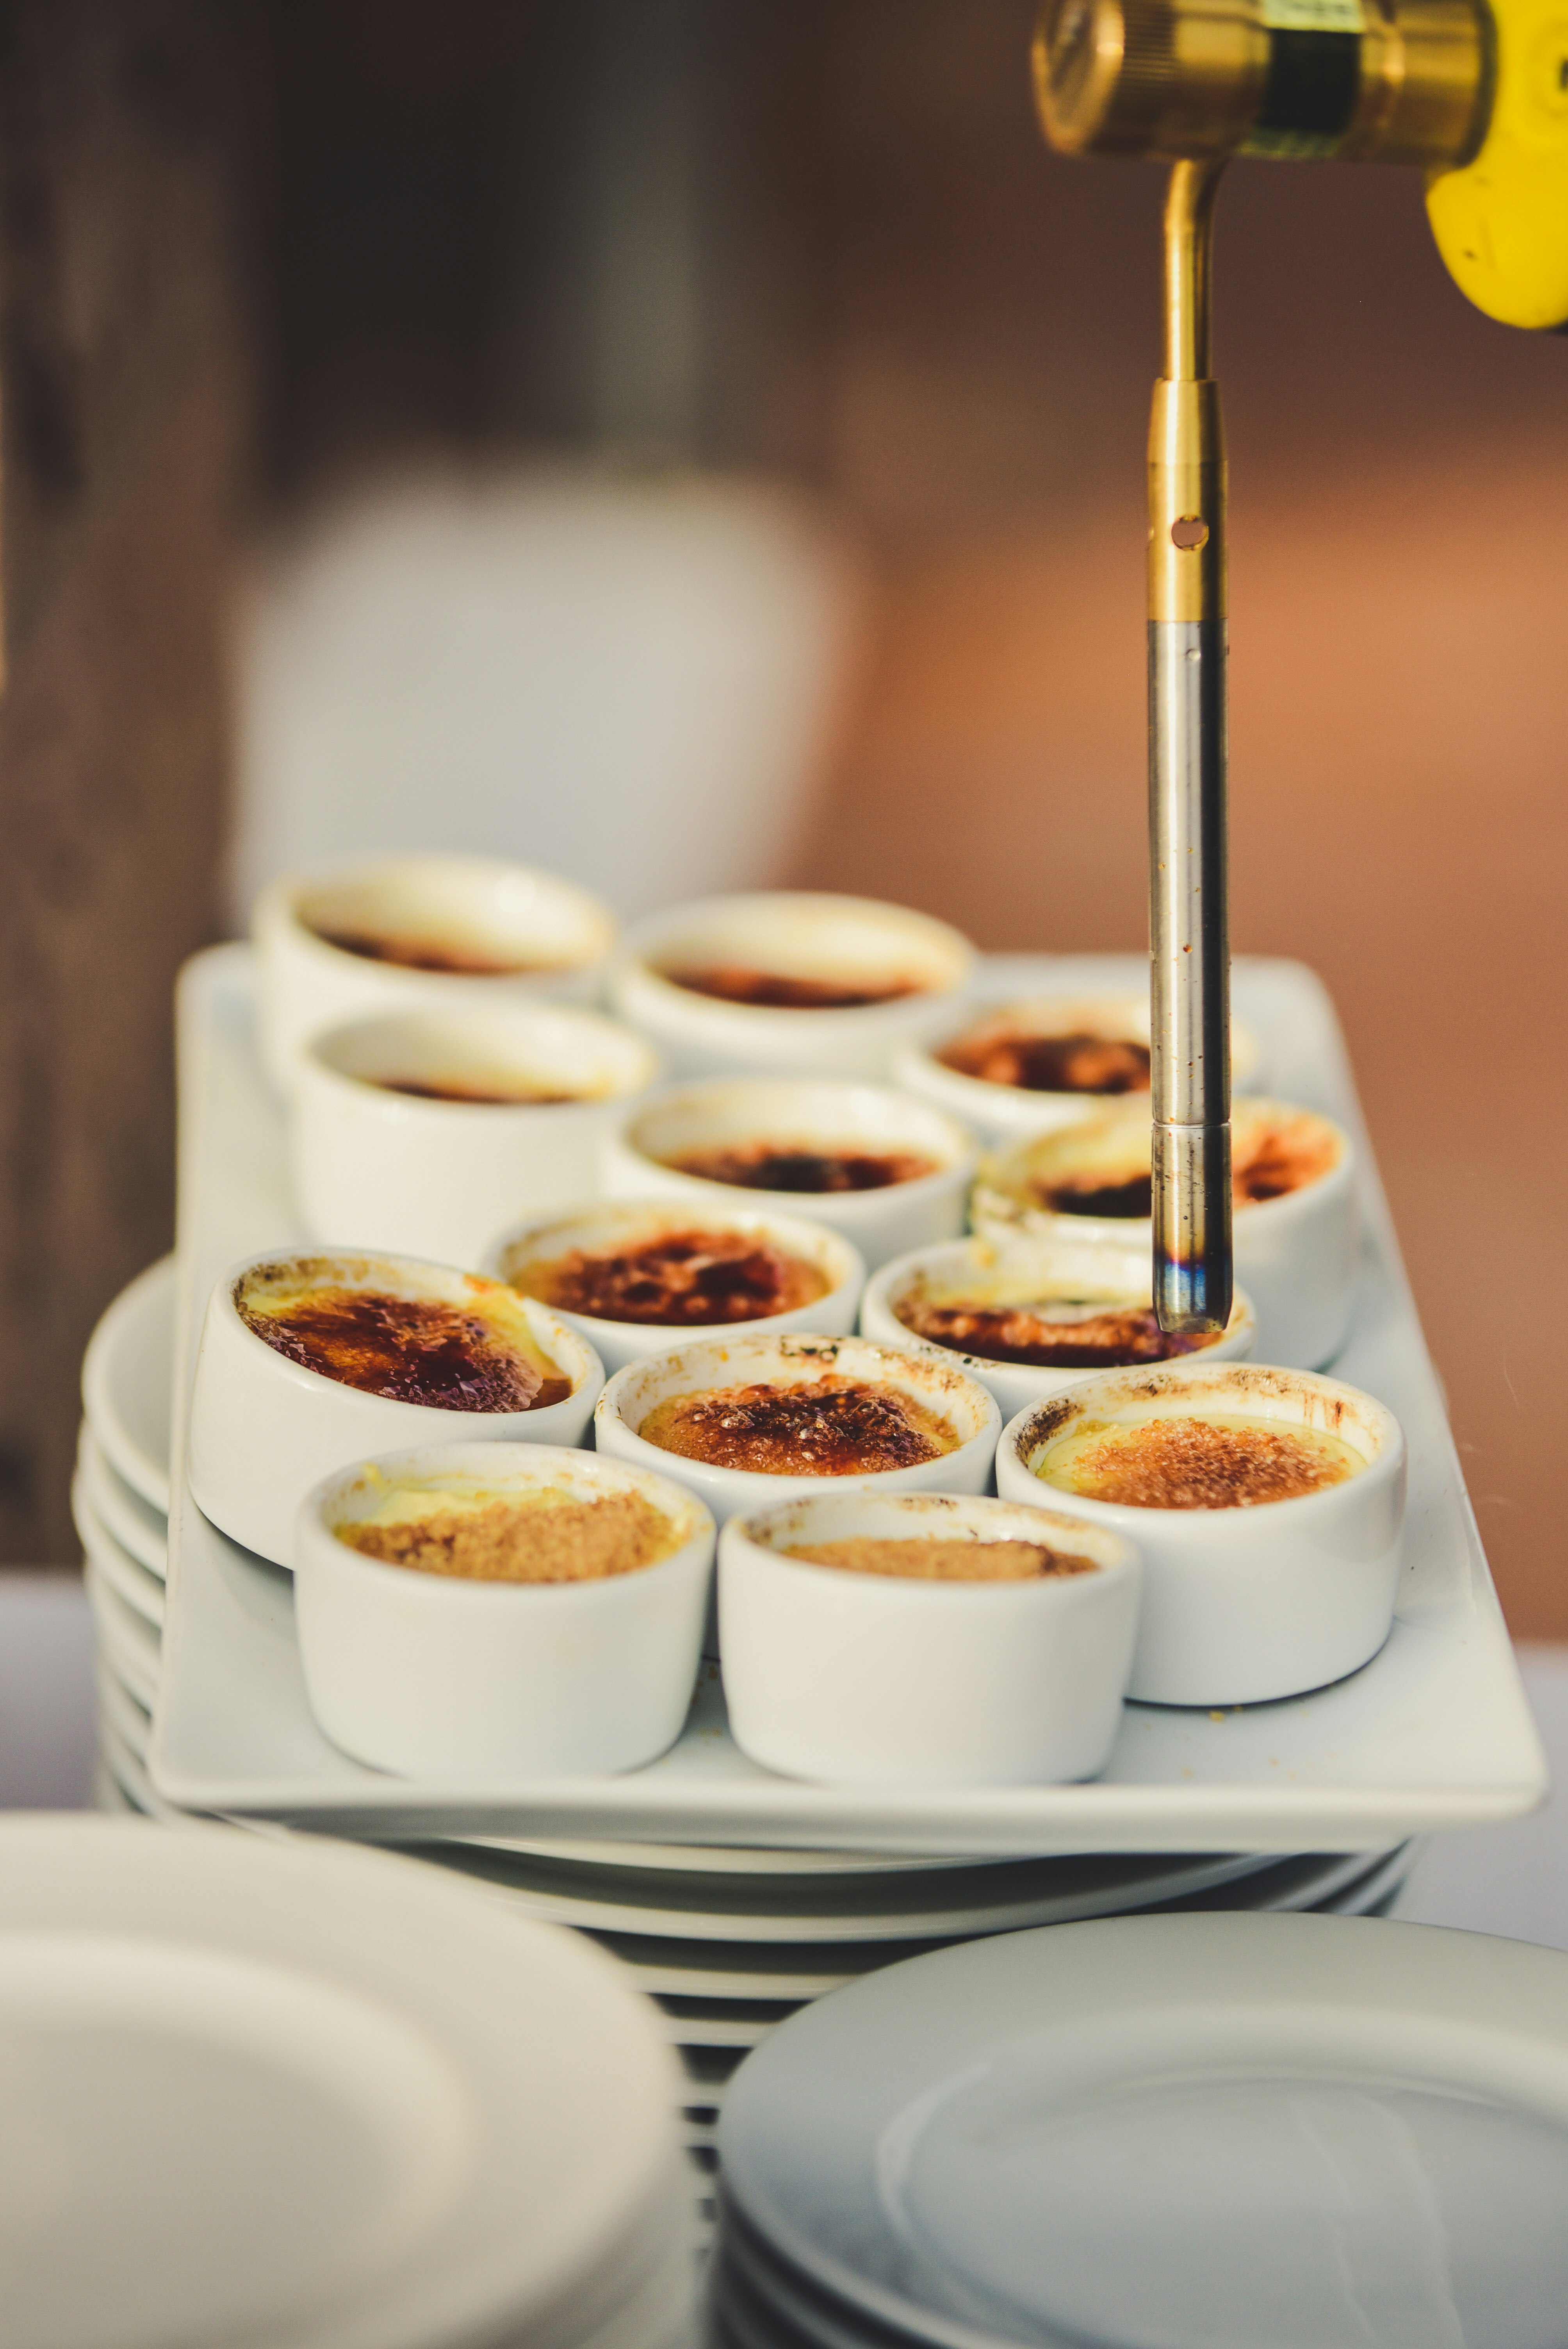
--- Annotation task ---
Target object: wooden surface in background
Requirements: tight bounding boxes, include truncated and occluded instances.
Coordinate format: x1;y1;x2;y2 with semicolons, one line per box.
0;2;251;1562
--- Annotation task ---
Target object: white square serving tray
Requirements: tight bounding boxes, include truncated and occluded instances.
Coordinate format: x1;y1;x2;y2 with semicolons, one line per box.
150;945;1547;1853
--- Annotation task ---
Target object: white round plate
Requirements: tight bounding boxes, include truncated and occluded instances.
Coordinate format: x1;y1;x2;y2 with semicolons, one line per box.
80;1256;175;1516
721;1911;1568;2349
84;1563;160;1711
0;1815;688;2349
77;1422;167;1573
71;1481;164;1628
456;1830;978;1877
96;1663;151;1765
406;1842;1360;1946
605;1848;1406;2016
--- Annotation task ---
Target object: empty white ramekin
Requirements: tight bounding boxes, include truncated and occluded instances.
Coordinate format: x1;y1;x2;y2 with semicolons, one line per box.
481;1201;866;1374
254;854;617;1094
603;1078;977;1273
189;1249;603;1567
973;1099;1359;1370
595;1331;1001;1530
996;1358;1406;1706
718;1489;1140;1786
861;1233;1256;1419
608;891;975;1080
291;1005;661;1267
295;1444;713;1777
895;993;1261;1147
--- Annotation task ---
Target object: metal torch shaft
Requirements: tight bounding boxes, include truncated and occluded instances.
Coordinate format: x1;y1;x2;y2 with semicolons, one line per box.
1149;159;1231;1336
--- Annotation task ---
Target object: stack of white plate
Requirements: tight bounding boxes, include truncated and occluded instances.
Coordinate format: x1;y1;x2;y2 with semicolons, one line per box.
0;1814;695;2349
713;1910;1568;2348
77;1264;1419;2230
77;1258;173;1805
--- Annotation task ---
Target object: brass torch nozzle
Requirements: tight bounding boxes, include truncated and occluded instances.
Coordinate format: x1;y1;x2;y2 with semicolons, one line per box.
1033;0;1491;169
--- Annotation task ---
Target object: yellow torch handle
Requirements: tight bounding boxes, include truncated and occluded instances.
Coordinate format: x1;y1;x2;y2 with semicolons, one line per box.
1427;0;1568;328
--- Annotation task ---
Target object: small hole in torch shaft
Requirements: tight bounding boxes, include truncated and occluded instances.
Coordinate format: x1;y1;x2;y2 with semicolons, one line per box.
1171;516;1209;550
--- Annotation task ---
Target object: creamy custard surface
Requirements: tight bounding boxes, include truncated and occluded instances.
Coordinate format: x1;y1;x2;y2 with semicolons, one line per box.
1034;1410;1366;1510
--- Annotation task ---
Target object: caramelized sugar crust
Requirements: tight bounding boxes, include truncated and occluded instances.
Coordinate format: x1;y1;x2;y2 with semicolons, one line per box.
310;925;554;976
668;1142;938;1194
377;1076;576;1105
941;1027;1150;1095
525;1229;826;1327
239;1286;570;1412
638;1374;958;1476
900;1299;1215;1369
1051;1415;1352;1510
783;1535;1099;1581
666;964;921;1010
340;1488;674;1581
1038;1171;1154;1219
1033;1116;1337;1220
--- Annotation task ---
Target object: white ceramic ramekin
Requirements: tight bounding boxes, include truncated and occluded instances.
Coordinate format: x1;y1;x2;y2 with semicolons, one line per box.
603;1078;977;1273
481;1201;866;1374
861;1234;1256;1419
972;1099;1359;1370
295;1443;713;1777
996;1357;1406;1706
718;1489;1140;1786
189;1249;603;1567
595;1332;1001;1530
254;854;617;1094
895;993;1261;1146
608;892;975;1080
291;1005;661;1268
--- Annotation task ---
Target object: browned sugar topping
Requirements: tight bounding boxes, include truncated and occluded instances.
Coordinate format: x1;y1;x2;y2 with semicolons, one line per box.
339;1489;674;1581
311;925;556;977
377;1076;579;1106
1233;1123;1338;1204
238;1286;570;1412
941;1028;1150;1096
526;1229;825;1327
638;1375;957;1476
1038;1171;1154;1219
900;1299;1215;1369
1067;1415;1348;1510
1036;1121;1336;1220
665;964;921;1010
668;1142;938;1194
784;1535;1099;1582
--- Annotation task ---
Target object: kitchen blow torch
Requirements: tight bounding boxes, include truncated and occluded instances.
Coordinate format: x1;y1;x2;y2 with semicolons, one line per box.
1032;0;1568;1335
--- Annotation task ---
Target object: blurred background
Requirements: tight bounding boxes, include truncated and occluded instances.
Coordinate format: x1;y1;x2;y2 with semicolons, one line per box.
1;0;1564;1630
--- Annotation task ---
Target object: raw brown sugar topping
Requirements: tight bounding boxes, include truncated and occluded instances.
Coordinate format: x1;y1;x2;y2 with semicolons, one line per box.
525;1229;826;1327
899;1298;1215;1369
238;1285;570;1412
340;1488;675;1581
665;965;921;1010
941;1027;1151;1096
310;925;555;976
668;1142;938;1194
638;1374;959;1476
784;1535;1099;1581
